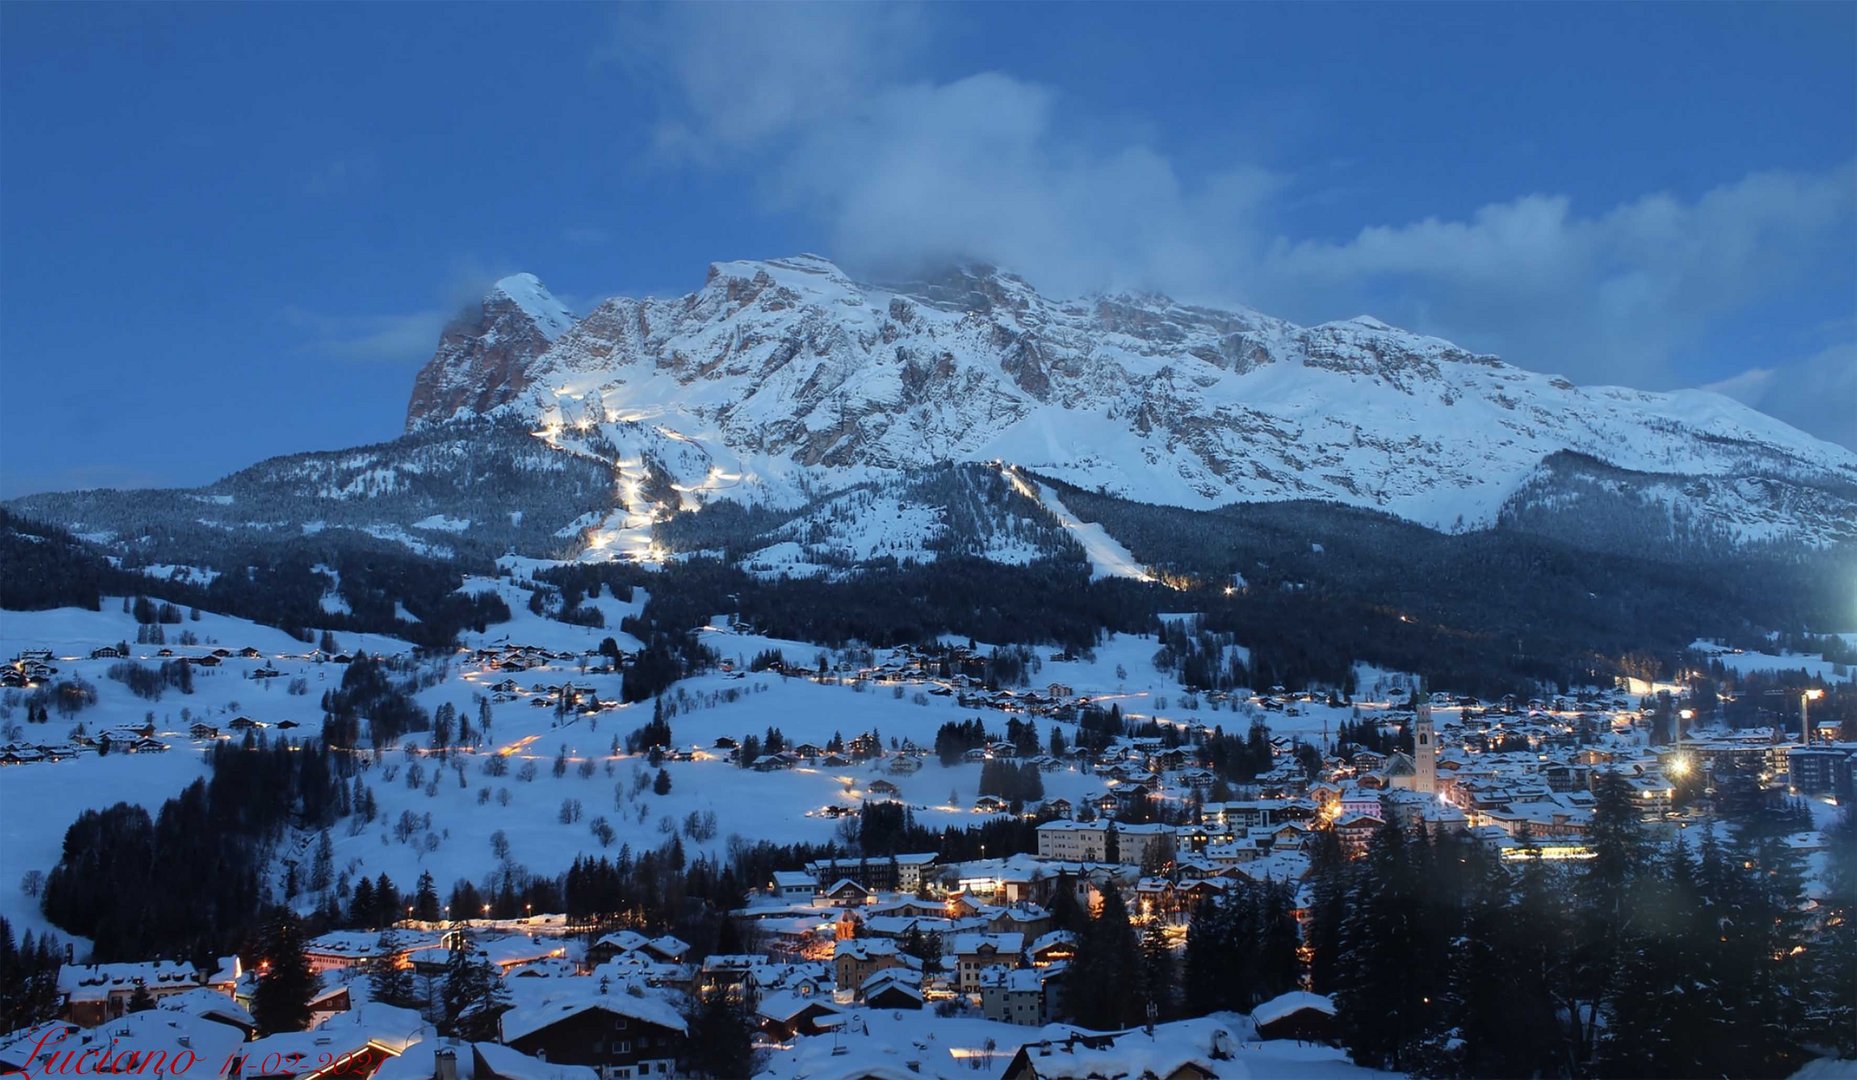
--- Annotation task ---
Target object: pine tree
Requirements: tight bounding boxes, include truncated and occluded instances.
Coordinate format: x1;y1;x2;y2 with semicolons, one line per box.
440;933;510;1041
1048;872;1083;934
1305;829;1347;995
1181;895;1230;1015
366;931;417;1008
252;913;316;1034
1569;771;1648;1069
653;768;672;795
1138;919;1176;1023
350;877;377;929
309;831;334;894
1805;808;1857;1057
1335;819;1428;1071
1064;881;1140;1029
679;990;757;1078
413;871;441;922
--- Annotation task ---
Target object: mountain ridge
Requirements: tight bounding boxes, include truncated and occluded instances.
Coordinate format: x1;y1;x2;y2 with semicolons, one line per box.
401;254;1857;546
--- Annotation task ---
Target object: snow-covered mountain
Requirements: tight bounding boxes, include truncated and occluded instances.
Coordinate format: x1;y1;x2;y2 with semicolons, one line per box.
403;254;1857;547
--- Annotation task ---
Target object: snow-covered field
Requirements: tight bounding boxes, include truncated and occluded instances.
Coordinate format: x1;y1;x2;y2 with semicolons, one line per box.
0;585;1414;959
1689;640;1854;683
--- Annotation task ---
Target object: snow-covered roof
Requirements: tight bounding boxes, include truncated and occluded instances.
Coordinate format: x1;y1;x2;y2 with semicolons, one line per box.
156;987;256;1028
1252;989;1337;1027
471;1040;599;1080
499;985;686;1045
950;932;1023;955
756;991;840;1024
58;960;201;999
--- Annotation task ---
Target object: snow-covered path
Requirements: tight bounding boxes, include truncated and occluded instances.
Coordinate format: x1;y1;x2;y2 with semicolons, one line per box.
1003;467;1153;582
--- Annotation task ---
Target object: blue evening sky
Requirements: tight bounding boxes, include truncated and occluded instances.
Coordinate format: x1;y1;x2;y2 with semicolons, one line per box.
2;2;1852;497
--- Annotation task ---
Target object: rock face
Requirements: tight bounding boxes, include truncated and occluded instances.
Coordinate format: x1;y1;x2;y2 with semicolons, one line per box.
405;274;576;431
401;254;1857;545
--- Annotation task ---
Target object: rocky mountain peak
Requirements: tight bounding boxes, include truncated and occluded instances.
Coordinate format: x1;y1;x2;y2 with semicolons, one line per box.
405;274;573;432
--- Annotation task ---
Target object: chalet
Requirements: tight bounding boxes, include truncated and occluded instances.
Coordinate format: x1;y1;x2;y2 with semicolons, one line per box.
499;989;686;1080
1000;1031;1220;1080
1252;990;1338;1043
973;795;1008;814
191;654;222;668
1148;748;1189;772
861;969;925;1010
154;987;258;1038
1333;813;1380;858
865;779;901;801
471;1043;597;1080
980;965;1064;1026
227;716;265;732
587;930;651;966
90;645;127;660
697;955;762;996
834;939;914;992
821;878;873;907
639;936;689;964
190;722;222;740
755;992;842;1040
58;961;206;1025
306;984;352;1027
1026;931;1076;967
768;870;816;903
239;647;263;658
951;932;1023;992
302;930;439;975
986;905;1053;941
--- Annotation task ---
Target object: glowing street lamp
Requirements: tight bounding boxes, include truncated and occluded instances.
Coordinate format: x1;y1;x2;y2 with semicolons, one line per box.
1672;708;1695;781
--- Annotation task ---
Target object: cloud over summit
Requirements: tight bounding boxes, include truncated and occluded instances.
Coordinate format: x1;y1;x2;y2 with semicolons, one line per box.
611;5;1855;448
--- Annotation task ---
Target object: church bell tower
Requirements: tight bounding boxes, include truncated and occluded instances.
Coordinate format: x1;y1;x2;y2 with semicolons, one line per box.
1415;701;1437;795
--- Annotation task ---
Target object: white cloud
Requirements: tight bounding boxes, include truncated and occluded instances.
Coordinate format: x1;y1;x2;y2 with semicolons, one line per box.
1262;168;1857;387
1704;343;1857;451
284;307;450;365
607;5;1855;436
